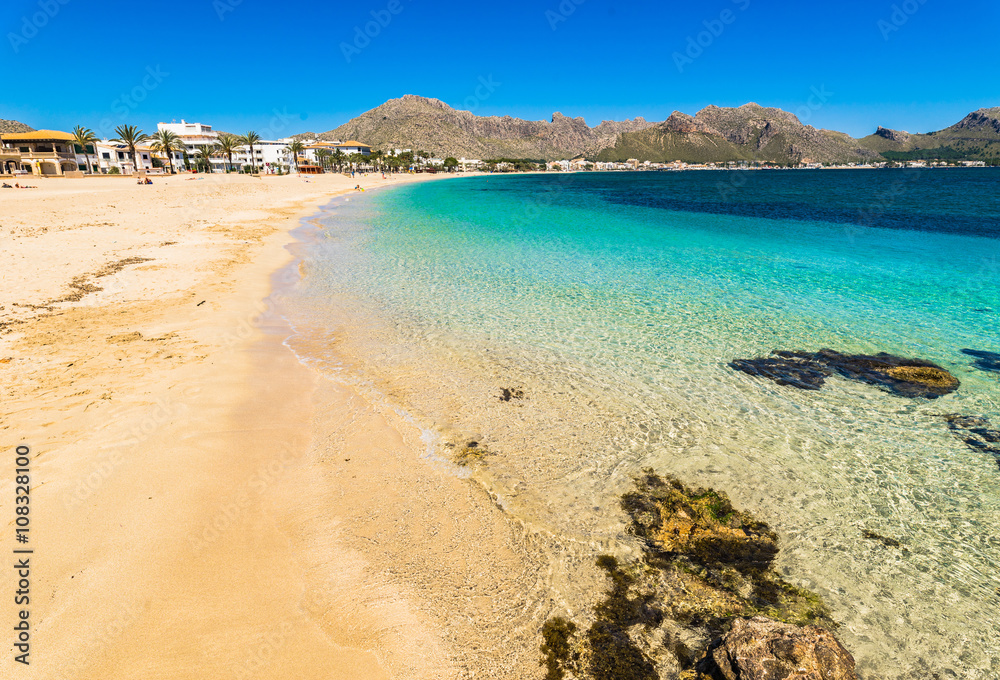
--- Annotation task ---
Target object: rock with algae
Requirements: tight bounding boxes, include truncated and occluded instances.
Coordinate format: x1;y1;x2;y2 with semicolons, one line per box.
540;470;845;680
731;349;959;398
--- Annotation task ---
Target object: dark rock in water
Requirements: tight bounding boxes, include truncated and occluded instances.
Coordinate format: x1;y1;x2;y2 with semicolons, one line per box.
698;616;858;680
861;530;907;551
961;348;1000;373
943;414;1000;467
729;356;831;391
731;349;960;398
499;387;525;402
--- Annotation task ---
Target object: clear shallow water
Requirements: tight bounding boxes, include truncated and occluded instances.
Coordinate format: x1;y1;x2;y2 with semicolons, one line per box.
285;170;1000;679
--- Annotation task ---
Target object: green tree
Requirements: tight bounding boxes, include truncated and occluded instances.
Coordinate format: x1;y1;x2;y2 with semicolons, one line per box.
113;124;149;174
72;125;99;174
443;157;459;172
198;144;218;173
239;131;262;174
287;140;304;172
216;133;240;173
149;129;185;175
332;148;345;172
316;148;332;172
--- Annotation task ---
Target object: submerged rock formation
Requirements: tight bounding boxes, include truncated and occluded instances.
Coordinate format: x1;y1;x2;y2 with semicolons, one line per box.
962;348;1000;373
731;349;960;398
944;414;1000;468
540;471;845;679
698;616;858;680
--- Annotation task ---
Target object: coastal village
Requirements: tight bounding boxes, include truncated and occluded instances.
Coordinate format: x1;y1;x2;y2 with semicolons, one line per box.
0;118;987;180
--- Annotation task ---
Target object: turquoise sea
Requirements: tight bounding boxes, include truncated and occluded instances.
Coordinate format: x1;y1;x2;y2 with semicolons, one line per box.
284;169;1000;679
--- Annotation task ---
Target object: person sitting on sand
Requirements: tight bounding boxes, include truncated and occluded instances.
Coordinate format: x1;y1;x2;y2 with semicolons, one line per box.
145;178;153;185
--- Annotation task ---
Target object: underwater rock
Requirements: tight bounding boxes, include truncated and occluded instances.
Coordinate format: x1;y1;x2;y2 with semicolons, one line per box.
698;616;857;680
499;387;525;402
962;348;1000;373
540;471;844;680
731;349;959;398
729;356;831;390
861;530;907;551
621;470;832;630
622;470;779;573
943;414;1000;466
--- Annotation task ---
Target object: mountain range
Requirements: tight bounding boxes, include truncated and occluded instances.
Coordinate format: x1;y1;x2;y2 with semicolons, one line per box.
297;94;655;160
5;99;999;165
303;96;1000;165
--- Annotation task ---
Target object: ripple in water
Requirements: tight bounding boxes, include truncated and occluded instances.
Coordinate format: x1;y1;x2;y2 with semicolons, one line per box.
285;170;1000;679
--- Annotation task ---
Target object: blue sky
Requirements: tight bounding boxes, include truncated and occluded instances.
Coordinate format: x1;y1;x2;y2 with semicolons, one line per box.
2;0;997;138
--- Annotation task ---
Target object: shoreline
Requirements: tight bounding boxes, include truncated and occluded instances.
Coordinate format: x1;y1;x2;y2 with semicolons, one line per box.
0;171;487;678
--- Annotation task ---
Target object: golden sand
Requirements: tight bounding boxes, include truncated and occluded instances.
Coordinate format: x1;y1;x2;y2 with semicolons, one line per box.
0;173;546;679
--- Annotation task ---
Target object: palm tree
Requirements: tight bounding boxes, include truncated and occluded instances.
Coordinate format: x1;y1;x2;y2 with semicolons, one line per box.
315;149;331;172
113;124;148;174
287;140;304;173
239;131;262;174
72;125;98;174
198;144;218;173
148;129;185;175
216;133;240;173
332;148;345;172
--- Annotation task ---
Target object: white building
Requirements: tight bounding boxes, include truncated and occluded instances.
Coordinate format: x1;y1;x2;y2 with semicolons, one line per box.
338;141;372;156
93;141;160;174
234;139;292;174
157;120;226;172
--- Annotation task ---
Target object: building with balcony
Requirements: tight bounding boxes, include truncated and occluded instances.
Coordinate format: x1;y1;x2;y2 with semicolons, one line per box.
1;130;79;176
0;146;22;175
234;139;292;174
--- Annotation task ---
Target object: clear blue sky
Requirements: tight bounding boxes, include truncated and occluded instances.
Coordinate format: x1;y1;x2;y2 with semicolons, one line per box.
3;0;997;138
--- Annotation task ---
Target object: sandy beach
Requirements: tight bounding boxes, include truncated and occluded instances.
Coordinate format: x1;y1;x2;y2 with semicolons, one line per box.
1;172;547;679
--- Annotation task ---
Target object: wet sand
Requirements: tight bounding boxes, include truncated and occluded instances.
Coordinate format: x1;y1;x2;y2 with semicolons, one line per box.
0;172;551;678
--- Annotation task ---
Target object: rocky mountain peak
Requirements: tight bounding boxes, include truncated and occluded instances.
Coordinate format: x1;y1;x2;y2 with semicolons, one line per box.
0;119;34;135
874;126;911;143
953;109;1000;134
